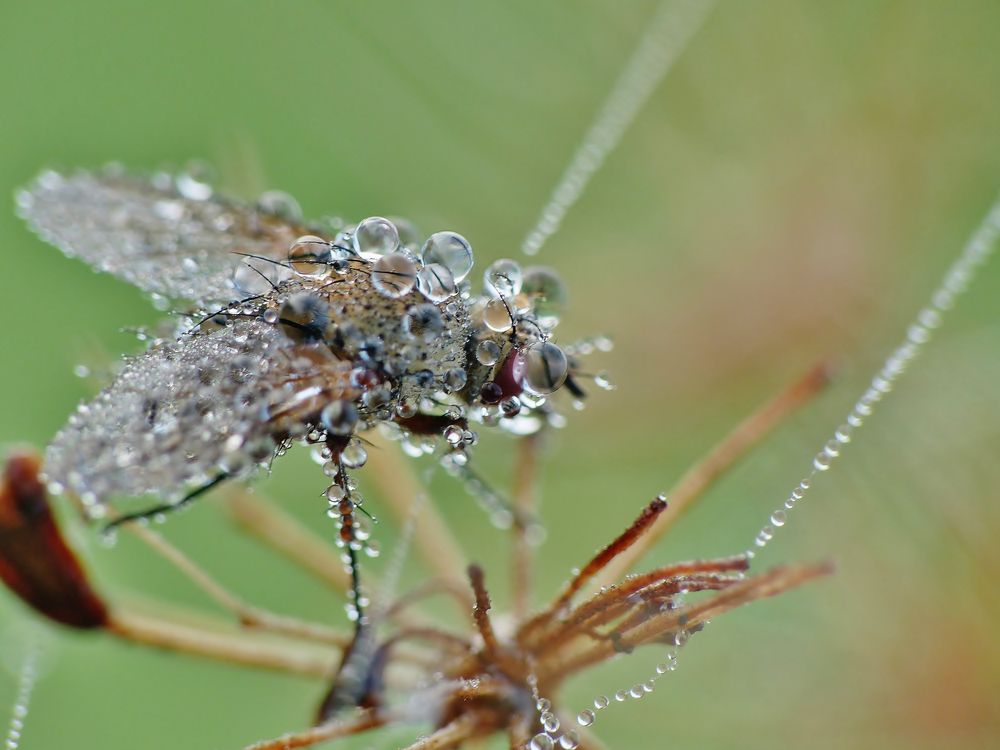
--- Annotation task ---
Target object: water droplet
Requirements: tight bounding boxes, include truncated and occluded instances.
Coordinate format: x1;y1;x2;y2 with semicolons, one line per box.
770;510;787;527
444;367;467;392
614;689;628;702
541;712;560;733
372;252;417;298
479;381;503;404
823;439;841;458
593;695;609;710
232;261;279;296
325;485;347;503
444;425;464;446
402;303;445;340
476;339;502;366
524;342;569;394
656;653;678;673
530;733;554;750
484;258;523;298
522;266;567;325
500;396;521;418
421;231;474;282
416;262;457;302
353;216;399;256
629;684;645;699
576;710;595;727
289;235;332;276
813;452;831;471
484;298;514;332
257;190;302;221
341;439;368;469
559;731;580;749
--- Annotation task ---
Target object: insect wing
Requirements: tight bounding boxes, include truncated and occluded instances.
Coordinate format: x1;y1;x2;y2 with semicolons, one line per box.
44;318;351;506
16;168;313;306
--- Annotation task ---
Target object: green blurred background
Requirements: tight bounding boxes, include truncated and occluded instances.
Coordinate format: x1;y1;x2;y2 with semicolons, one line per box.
1;1;999;748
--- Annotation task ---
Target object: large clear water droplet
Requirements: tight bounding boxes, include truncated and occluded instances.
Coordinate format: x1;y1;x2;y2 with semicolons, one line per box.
372;252;417;298
522;266;567;325
476;339;501;366
483;298;514;332
524;342;569;394
421;231;474;282
353;216;399;256
289;235;332;277
416;262;457;302
484;258;523;298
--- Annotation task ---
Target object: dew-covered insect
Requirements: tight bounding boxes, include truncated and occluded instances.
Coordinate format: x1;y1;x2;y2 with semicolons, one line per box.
17;168;600;540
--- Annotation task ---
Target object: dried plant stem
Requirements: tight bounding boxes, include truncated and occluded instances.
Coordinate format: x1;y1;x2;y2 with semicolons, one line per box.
243;710;383;750
542;561;832;682
528;556;749;651
364;437;468;586
386;578;474;621
511;434;540;623
105;609;334;678
593;362;830;589
124;522;351;647
223;489;352;590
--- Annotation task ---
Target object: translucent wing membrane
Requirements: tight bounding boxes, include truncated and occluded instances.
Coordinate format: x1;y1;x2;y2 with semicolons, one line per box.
44;318;352;506
16;168;312;305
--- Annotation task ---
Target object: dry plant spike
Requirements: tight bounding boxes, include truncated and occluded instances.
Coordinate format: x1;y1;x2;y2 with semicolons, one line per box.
105;610;335;679
241;488;828;750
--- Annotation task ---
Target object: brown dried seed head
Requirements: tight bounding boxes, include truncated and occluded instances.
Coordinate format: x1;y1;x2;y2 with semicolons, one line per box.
0;450;109;628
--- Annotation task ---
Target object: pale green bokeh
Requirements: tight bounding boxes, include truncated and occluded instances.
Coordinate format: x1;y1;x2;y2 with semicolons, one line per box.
1;2;998;748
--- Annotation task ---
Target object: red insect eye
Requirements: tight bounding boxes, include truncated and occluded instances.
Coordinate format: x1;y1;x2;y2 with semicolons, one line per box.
491;348;526;400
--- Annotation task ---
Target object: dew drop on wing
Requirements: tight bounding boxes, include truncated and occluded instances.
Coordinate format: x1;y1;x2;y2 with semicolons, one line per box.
42;318;346;505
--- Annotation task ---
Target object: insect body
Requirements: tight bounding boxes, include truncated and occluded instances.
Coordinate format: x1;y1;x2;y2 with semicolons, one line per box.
17;168;584;535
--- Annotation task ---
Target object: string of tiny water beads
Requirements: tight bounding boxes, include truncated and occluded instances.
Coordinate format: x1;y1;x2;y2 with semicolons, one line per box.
746;190;1000;559
520;0;716;257
530;193;1000;747
4;641;39;750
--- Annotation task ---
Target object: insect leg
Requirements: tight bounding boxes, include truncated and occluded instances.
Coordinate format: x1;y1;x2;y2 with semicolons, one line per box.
103;473;229;532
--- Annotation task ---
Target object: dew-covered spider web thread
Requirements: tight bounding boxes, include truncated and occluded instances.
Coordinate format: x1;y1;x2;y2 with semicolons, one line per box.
4;642;39;750
747;191;1000;557
521;0;716;257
